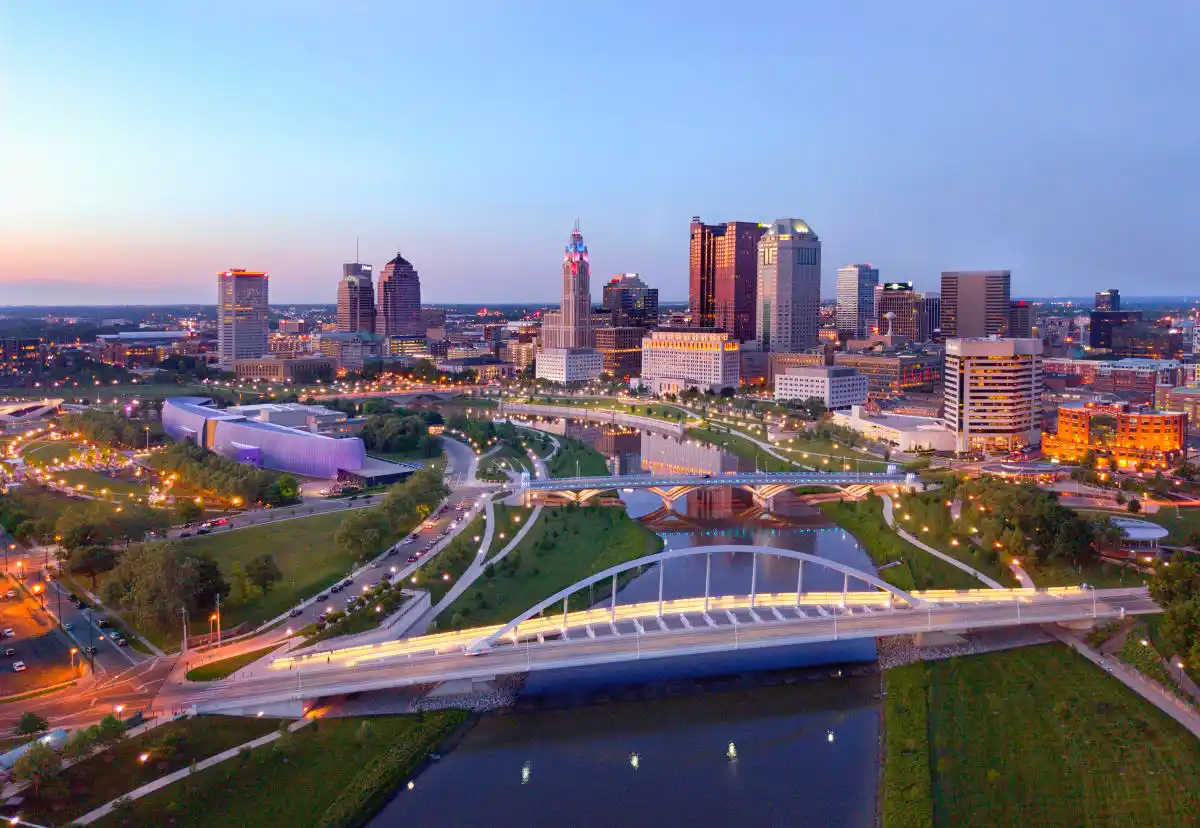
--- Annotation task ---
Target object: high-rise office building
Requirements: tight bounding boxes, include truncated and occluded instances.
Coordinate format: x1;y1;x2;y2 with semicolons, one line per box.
1008;300;1033;338
595;326;644;378
1089;310;1142;349
943;337;1043;454
874;281;920;338
755;219;821;352
336;263;376;334
940;270;1011;338
836;265;880;338
377;252;422;338
689;218;764;340
217;269;269;365
602;273;659;327
536;223;602;383
1095;289;1120;311
920;293;941;341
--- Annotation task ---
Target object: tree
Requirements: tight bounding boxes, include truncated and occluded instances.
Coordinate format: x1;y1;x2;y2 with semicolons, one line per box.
95;714;126;747
15;712;48;736
246;554;282;594
276;474;300;501
1127;497;1141;514
334;509;387;561
70;546;117;591
61;727;98;763
12;742;60;794
102;542;229;634
176;499;204;525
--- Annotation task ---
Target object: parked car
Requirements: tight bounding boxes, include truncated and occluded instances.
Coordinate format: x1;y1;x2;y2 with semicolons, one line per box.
4;590;15;600
406;555;419;563
97;618;111;628
331;584;343;593
316;593;329;602
63;623;73;631
386;549;397;558
2;629;14;638
12;661;26;672
180;531;192;538
114;637;129;647
402;537;416;545
288;608;303;618
3;648;14;657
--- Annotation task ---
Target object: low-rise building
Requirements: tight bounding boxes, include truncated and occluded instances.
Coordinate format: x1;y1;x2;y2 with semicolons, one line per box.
1041;402;1186;470
775;366;868;410
769;351;940;394
315;331;384;372
640;328;739;395
535;347;604;384
227;402;365;437
831;404;956;452
233;355;334;383
1166;386;1200;431
436;356;514;381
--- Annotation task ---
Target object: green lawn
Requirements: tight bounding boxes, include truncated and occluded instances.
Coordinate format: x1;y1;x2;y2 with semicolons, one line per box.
686;426;796;472
888;644;1200;827
186;644;283;681
820;497;985;592
477;444;533;481
882;664;933;828
167;510;367;643
438;504;663;630
418;514;487;604
94;712;466;828
546;436;609;478
1021;557;1150;589
56;467;151;497
19;439;87;466
1086;505;1200;546
21;715;280;826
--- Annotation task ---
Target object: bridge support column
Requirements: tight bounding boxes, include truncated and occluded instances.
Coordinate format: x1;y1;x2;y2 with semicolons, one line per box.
841;572;849;609
795;561;803;607
750;552;758;608
610;574;617;623
657;563;664;618
704;554;711;613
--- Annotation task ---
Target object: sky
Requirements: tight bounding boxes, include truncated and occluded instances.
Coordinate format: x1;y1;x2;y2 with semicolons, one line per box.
2;1;1198;305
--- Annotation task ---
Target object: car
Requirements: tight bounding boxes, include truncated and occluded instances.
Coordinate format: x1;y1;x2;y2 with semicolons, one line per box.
340;580;353;588
67;593;79;604
386;549;397;558
2;629;13;638
316;593;329;602
212;518;229;526
371;561;381;568
331;584;343;593
406;555;419;563
97;618;110;628
11;661;26;672
2;648;13;657
402;537;415;545
196;528;210;535
180;531;192;538
63;623;73;631
380;573;392;581
288;608;303;618
115;637;129;647
84;646;98;656
4;590;15;600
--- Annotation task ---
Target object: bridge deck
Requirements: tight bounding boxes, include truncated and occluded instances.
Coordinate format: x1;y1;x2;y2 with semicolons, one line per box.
522;471;907;491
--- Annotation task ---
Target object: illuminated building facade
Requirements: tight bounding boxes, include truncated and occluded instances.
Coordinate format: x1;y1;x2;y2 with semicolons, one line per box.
943;337;1043;454
756;219;821;352
641;328;739;395
0;339;43;375
595;326;644;378
377;253;423;338
836;265;879;338
1042;402;1186;469
217;269;269;364
940;270;1011;338
689;218;764;340
336;263;377;334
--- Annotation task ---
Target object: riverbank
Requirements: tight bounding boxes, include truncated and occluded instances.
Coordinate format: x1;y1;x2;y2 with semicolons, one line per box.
880;642;1200;827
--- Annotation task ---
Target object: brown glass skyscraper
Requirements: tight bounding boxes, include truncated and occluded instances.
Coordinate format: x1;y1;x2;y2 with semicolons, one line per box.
377;252;422;338
689;218;764;341
337;263;377;334
940;270;1011;338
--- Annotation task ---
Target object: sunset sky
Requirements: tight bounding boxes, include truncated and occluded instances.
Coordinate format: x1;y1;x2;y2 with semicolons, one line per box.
2;1;1197;305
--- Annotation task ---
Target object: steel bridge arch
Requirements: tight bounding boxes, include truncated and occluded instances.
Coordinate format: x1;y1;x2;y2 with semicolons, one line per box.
469;544;924;651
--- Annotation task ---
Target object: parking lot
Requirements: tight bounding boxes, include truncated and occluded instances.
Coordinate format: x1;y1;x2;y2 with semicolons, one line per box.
0;576;78;696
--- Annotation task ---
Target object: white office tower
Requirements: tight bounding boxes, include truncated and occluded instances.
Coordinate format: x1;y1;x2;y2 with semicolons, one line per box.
943;337;1043;454
836;264;879;338
756;219;821;352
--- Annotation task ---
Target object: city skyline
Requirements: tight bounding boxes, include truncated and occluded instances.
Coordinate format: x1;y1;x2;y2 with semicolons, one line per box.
4;3;1200;304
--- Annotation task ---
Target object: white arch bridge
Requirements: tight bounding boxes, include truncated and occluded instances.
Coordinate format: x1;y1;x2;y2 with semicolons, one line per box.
519;470;912;508
188;545;1159;715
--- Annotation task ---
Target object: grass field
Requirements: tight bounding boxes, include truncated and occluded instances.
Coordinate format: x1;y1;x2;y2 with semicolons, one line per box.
94;712;466;828
882;663;933;828
546;436;609;478
166;511;365;642
186;644;283;681
1082;505;1200;546
55;467;151;497
19;439;87;466
420;514;487;604
885;644;1200;827
21;715;280;826
820;497;983;592
439;504;663;630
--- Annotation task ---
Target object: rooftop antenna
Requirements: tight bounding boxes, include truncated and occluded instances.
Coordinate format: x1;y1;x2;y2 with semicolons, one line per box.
356;234;360;264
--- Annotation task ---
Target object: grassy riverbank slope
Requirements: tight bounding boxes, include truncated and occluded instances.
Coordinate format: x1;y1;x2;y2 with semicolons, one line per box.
883;644;1200;827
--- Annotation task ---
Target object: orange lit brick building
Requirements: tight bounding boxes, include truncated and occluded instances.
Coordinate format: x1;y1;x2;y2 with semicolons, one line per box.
1042;402;1186;470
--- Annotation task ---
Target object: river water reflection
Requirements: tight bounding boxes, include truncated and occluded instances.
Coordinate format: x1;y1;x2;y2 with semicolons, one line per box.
370;422;880;828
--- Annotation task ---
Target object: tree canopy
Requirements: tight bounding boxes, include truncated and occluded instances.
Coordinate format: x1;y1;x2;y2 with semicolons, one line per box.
102;541;230;634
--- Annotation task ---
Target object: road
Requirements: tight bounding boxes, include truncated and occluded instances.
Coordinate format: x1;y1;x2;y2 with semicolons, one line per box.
179;588;1159;714
0;657;176;732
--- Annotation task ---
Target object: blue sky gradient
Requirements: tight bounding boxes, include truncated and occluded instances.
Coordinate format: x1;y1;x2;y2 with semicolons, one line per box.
2;1;1197;304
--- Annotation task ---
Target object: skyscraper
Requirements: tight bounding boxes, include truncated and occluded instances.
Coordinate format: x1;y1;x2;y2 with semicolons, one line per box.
689;218;764;340
836;264;880;338
874;281;920;338
602;273;659;327
939;270;1011;338
920;293;941;341
1095;289;1120;311
337;263;376;334
943;337;1043;454
217;269;269;364
1008;300;1033;338
536;223;602;383
755;219;821;353
1089;310;1143;349
377;252;422;338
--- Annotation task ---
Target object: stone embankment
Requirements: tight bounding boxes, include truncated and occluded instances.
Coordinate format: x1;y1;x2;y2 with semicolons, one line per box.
409;674;527;714
878;626;1054;669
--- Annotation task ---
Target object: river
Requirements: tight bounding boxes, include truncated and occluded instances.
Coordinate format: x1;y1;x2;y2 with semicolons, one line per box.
371;422;881;828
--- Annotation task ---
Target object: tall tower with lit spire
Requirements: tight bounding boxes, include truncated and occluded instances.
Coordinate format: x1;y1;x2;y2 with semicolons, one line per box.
537;221;603;384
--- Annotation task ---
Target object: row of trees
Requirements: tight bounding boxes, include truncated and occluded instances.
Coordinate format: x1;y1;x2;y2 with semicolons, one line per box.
1148;557;1200;684
360;414;441;457
57;409;165;449
11;712;126;797
149;443;299;506
333;468;449;561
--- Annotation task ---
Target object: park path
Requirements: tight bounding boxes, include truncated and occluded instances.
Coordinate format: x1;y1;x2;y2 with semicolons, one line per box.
73;717;314;825
879;494;1004;588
